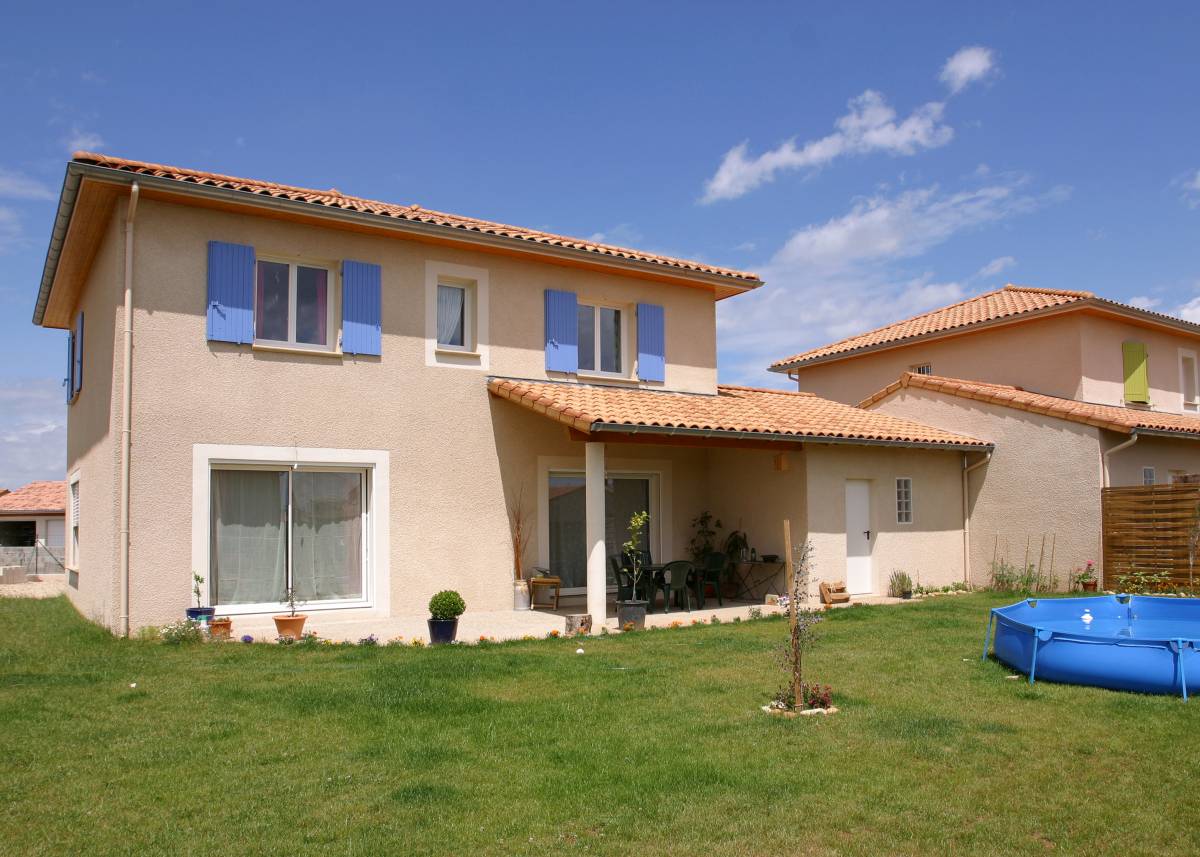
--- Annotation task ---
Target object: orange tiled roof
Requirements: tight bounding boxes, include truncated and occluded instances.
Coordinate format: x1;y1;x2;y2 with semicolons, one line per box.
72;152;760;285
862;373;1200;437
488;378;988;448
771;285;1094;369
0;481;66;515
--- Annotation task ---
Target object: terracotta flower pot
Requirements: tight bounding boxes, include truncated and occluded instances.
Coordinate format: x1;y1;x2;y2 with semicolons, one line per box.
209;618;233;641
273;614;308;640
1081;580;1098;592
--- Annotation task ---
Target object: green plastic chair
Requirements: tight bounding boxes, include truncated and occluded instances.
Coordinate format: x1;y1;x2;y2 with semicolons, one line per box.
658;560;695;613
610;556;635;603
700;552;726;608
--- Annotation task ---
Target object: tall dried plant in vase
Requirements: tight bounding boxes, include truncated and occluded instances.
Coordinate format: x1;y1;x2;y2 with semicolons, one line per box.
508;486;531;583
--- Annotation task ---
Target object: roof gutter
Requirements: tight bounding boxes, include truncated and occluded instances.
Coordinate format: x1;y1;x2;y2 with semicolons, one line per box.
1102;431;1139;488
34;162;761;325
588;421;992;452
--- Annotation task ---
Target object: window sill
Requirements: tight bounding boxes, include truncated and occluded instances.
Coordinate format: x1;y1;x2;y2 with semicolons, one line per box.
434;345;481;358
576;372;639;385
252;343;343;359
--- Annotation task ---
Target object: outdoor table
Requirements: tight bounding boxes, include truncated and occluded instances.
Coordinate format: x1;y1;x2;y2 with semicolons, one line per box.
730;560;786;601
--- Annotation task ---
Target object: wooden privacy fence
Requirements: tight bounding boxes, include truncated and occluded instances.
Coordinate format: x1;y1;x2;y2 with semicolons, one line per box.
1101;483;1200;588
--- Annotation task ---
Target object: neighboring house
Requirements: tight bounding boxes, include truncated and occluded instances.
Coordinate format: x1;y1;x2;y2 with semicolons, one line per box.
32;152;987;634
0;481;67;575
770;286;1200;585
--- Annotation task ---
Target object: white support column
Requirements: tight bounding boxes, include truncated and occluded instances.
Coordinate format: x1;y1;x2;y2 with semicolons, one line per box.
585;441;607;625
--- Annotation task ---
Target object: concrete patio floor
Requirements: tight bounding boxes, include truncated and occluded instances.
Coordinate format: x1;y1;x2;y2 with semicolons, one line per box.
227;591;925;643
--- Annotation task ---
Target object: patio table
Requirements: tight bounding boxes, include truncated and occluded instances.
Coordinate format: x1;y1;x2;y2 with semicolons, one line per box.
730;560;786;602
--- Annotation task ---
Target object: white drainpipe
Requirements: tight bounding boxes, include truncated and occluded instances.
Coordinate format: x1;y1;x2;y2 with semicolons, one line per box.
961;450;992;586
1102;433;1139;488
119;182;139;637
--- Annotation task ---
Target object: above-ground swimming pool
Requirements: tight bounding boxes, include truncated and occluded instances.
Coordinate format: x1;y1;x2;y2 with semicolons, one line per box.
983;595;1200;698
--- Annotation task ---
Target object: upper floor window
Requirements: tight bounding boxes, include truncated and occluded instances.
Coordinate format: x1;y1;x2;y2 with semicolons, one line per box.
911;363;932;376
425;261;489;369
577;303;623;375
1122;340;1150;404
1181;349;1198;411
255;259;337;351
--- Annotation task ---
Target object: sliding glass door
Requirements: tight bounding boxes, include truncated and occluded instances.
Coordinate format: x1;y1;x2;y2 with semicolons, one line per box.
547;472;655;594
210;467;366;609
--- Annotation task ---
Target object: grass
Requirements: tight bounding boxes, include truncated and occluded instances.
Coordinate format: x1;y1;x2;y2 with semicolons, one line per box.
1;594;1197;856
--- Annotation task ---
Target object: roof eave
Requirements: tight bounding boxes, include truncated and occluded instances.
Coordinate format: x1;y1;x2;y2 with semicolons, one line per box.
588;421;990;452
34;161;762;325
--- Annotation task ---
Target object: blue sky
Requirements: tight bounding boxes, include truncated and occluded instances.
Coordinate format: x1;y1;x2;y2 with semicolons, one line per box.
2;2;1199;486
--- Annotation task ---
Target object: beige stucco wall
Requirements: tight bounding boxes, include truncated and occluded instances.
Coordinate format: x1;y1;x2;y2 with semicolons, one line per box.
1077;314;1200;412
94;198;722;630
1105;433;1200;486
787;312;1086;405
802;444;966;593
870;388;1103;588
63;205;123;628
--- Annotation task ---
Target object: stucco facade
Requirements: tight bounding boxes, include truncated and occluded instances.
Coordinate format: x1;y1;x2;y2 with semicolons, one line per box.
47;183;977;634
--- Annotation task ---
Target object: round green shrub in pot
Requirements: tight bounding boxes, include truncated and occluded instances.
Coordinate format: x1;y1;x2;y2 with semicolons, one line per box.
428;590;466;644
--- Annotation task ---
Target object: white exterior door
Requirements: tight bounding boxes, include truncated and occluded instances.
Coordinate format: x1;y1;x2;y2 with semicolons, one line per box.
844;480;873;595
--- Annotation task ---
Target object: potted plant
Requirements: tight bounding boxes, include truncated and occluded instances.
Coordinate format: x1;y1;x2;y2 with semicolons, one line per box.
209;616;233;640
428;590;466;644
273;586;308;640
509;487;532;610
617;510;651;631
722;529;750;598
185;572;216;624
1076;561;1098;592
887;570;914;599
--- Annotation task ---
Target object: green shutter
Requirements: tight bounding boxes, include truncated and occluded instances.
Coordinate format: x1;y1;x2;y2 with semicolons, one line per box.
1122;341;1149;403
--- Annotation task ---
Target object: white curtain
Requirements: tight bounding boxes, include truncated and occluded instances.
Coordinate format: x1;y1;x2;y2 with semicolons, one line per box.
291;472;363;601
437;284;465;346
210;470;288;605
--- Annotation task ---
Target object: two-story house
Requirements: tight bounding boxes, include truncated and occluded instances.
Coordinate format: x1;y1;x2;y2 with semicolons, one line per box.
35;153;989;635
770;285;1200;585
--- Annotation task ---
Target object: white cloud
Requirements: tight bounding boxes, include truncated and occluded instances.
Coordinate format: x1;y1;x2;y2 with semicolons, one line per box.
1126;295;1161;311
587;222;644;246
716;178;1067;384
939;46;997;94
976;255;1016;278
64;126;104;152
1173;169;1200;209
0;168;54;201
0;379;66;488
0;207;23;254
1174;294;1200;322
702;92;952;203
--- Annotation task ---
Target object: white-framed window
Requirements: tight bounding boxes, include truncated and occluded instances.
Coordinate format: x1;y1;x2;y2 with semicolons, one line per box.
895;477;913;524
911;363;932;375
254;257;339;352
192;445;391;616
68;473;80;568
577;301;627;376
1143;467;1156;486
424;261;489;369
1180;349;1198;412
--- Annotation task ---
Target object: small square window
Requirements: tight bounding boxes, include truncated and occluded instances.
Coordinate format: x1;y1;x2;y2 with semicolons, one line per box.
911;363;932;375
896;477;913;524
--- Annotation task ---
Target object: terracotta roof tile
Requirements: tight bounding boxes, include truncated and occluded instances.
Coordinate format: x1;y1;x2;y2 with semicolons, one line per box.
72;152;760;285
0;481;66;515
861;373;1200;437
489;378;988;448
771;285;1096;369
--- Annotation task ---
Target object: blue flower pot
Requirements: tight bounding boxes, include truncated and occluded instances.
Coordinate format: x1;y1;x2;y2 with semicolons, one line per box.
186;607;215;623
427;618;459;645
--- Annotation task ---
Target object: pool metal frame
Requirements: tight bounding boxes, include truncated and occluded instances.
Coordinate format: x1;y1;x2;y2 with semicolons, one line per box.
981;594;1199;700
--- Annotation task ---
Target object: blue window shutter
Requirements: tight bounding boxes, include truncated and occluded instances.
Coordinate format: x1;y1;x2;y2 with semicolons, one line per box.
342;260;382;356
206;241;255;343
637;303;665;382
65;330;75;404
73;312;85;395
544;289;578;373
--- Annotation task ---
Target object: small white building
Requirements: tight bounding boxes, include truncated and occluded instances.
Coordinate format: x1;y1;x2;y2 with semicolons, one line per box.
0;481;67;575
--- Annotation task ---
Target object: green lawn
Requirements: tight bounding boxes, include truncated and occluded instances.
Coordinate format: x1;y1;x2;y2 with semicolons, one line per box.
1;594;1196;856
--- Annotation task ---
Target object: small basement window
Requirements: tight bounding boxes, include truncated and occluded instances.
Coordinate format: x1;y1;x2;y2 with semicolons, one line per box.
1143;467;1156;486
911;363;932;375
896;477;913;524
